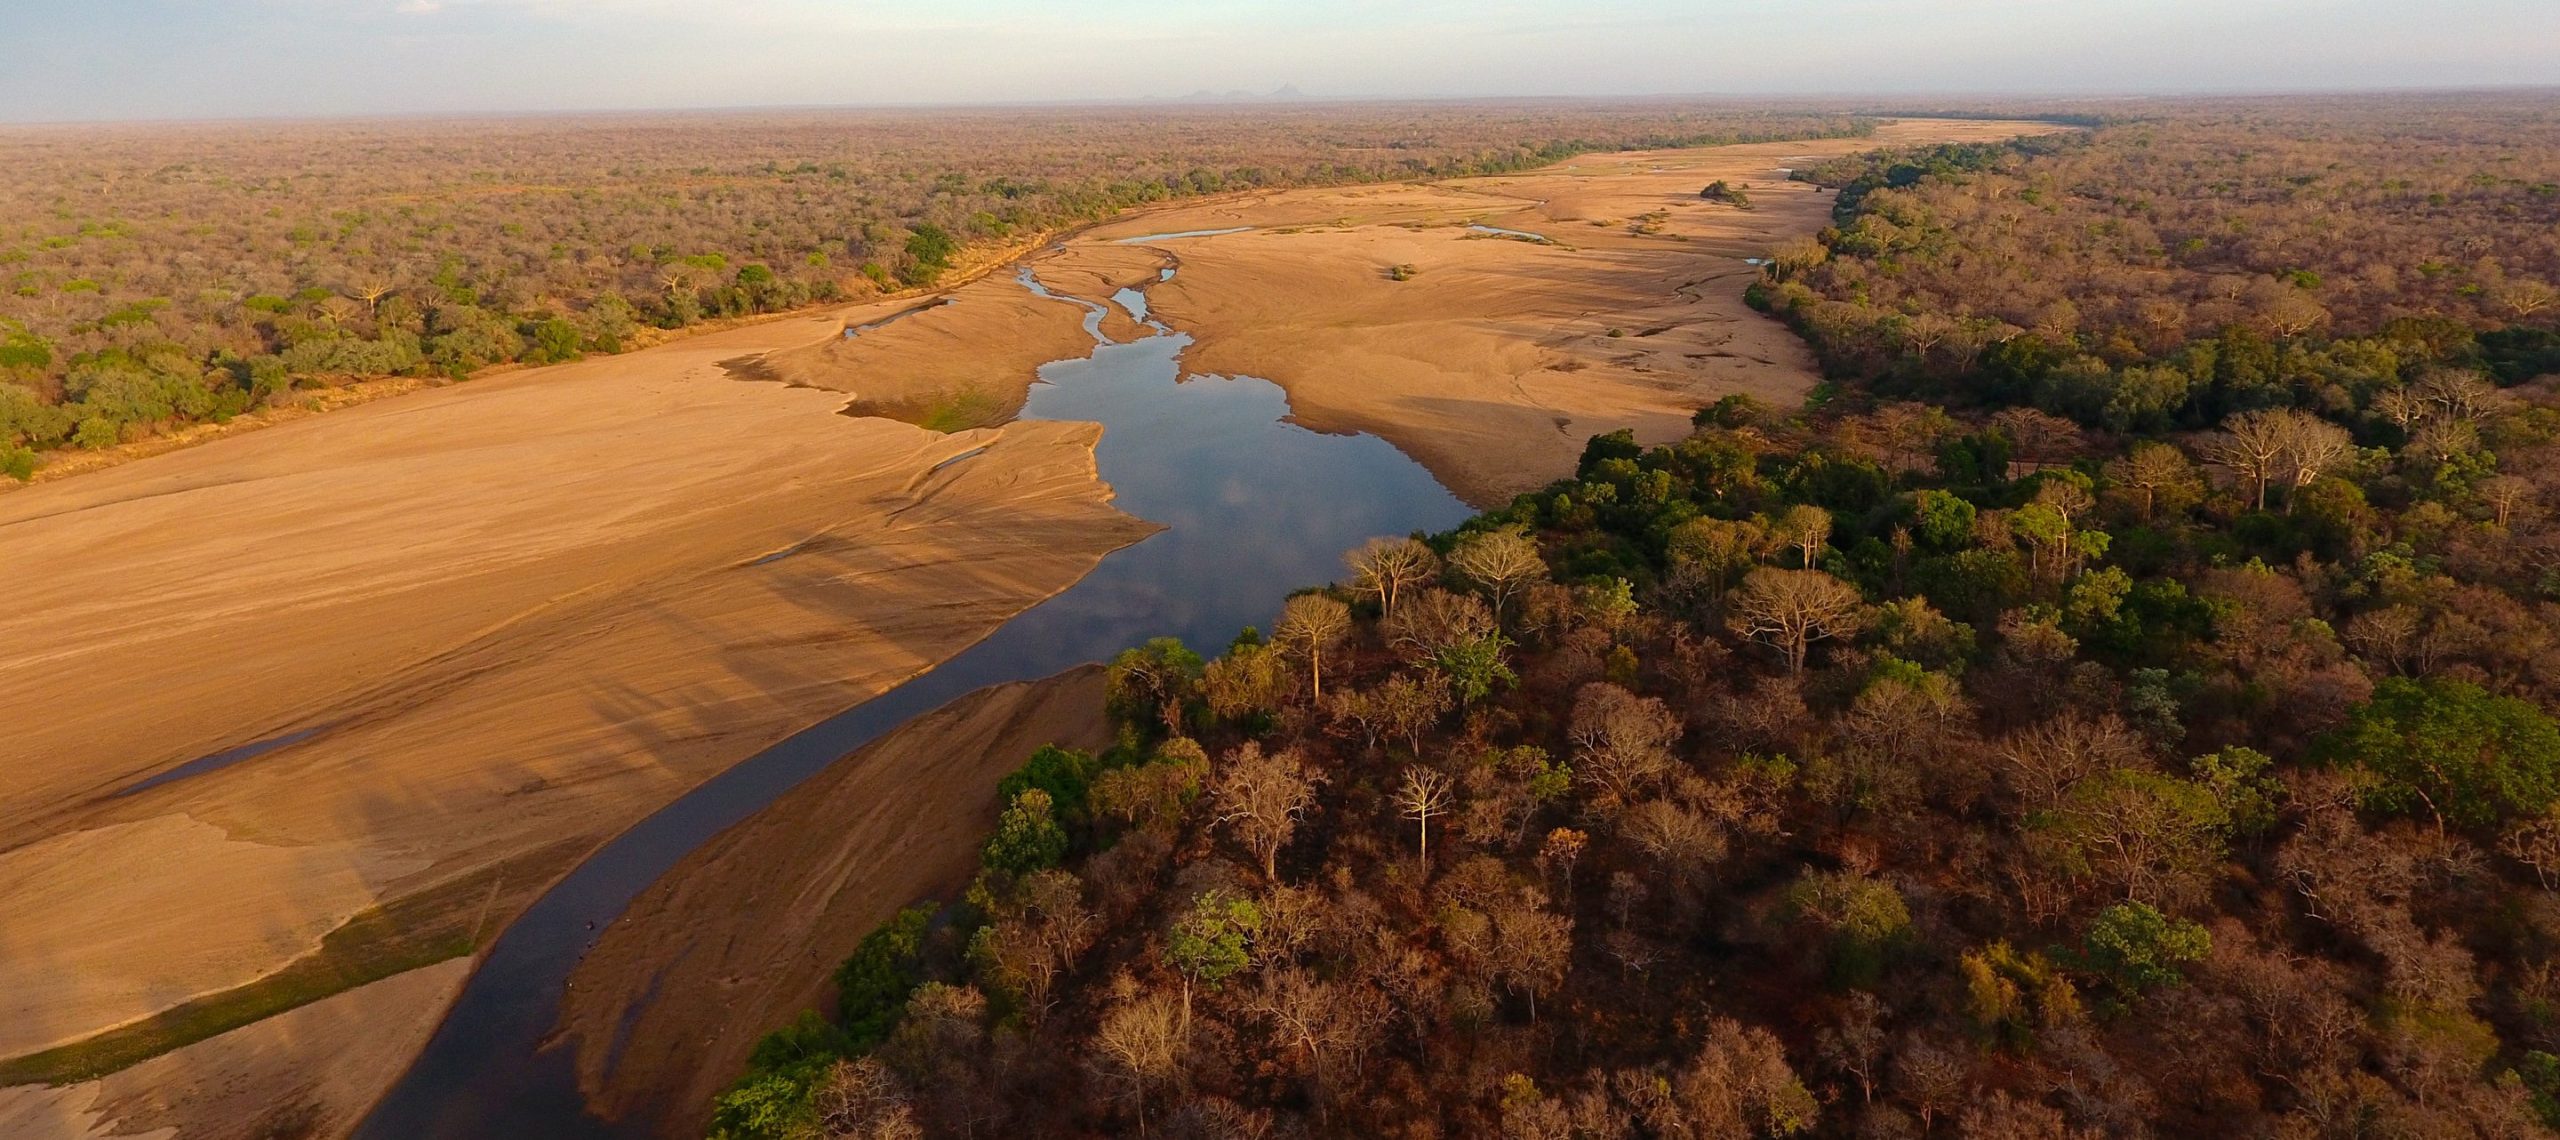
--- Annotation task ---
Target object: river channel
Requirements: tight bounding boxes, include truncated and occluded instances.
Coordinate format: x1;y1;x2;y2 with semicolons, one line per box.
356;248;1474;1136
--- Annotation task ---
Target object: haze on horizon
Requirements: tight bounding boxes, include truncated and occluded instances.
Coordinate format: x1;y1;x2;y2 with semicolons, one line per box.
2;0;2557;124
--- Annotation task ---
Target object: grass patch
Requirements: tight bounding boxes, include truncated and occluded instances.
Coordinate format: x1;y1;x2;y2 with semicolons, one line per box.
0;838;588;1086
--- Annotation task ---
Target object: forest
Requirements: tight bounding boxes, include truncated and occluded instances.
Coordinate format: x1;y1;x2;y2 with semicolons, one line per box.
0;102;1870;478
703;95;2560;1139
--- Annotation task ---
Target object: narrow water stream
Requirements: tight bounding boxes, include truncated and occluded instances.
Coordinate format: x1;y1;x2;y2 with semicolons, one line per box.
356;256;1472;1137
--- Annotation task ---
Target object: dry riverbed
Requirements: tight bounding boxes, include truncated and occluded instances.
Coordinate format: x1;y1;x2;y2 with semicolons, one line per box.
0;118;2062;1138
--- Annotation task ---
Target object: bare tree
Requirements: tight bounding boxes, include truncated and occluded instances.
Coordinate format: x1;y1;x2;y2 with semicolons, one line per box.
2202;409;2292;512
2415;368;2498;423
1213;744;1319;881
1995;711;2144;811
1570;682;1683;803
1396;766;1453;863
2275;411;2355;513
1092;989;1188;1133
1448;528;1547;624
812;1057;923;1140
2372;385;2427;434
1991;407;2084;473
1771;503;1832;569
1274;594;1352;703
348;275;399;320
2497;278;2557;319
2480;475;2532;528
1727;567;1864;674
1344;537;1438;618
1382;587;1494;666
2104;441;2203;520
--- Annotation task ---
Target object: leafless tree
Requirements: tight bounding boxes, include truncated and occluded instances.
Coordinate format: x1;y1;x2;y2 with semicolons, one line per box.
1395;766;1453;863
1727;567;1864;674
1570;682;1682;803
1092;989;1187;1133
2276;411;2356;512
1274;594;1352;702
1448;528;1547;624
2203;408;2294;512
1212;743;1319;881
1343;537;1438;619
812;1057;923;1140
2104;440;2203;520
1771;503;1832;568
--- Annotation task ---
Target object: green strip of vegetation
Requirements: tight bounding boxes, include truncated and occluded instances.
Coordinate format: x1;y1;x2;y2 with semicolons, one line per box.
0;840;587;1086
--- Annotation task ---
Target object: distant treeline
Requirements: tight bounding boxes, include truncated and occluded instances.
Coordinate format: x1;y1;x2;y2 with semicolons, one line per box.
1761;96;2560;434
0;105;1873;477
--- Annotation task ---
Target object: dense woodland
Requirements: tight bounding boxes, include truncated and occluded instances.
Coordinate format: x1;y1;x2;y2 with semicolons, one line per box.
708;95;2560;1139
0;102;1869;477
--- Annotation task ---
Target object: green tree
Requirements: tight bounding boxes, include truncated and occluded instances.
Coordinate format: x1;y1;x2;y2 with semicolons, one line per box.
903;223;959;284
982;788;1069;877
1107;637;1205;736
2324;677;2560;831
830;904;934;1049
995;744;1101;821
2069;901;2210;1004
1166;889;1260;1034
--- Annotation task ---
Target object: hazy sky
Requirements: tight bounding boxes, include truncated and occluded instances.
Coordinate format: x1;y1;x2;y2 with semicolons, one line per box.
3;0;2556;122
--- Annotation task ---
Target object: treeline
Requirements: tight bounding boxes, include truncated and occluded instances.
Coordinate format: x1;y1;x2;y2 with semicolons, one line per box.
1756;96;2560;436
0;104;1873;477
701;97;2560;1140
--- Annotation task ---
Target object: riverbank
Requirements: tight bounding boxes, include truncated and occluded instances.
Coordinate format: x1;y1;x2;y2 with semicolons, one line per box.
1114;118;2069;505
743;118;2067;507
0;298;1157;1086
1;228;1070;490
558;667;1114;1135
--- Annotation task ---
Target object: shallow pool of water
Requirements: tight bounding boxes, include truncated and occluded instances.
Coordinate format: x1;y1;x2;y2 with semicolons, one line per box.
1467;223;1552;243
356;262;1471;1138
1113;225;1251;244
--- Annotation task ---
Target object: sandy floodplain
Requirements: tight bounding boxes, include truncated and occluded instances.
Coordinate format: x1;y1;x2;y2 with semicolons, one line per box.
753;119;2062;507
0;294;1155;1079
0;960;469;1140
559;667;1114;1135
1097;119;2068;504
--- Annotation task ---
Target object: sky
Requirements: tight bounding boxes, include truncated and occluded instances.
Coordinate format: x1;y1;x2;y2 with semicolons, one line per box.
2;0;2556;123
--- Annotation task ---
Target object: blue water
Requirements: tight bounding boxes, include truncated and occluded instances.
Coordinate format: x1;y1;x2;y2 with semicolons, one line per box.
114;726;331;797
354;265;1471;1138
1468;223;1552;243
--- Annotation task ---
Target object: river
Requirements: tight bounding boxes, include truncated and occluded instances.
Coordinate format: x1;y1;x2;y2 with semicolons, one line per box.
354;252;1474;1137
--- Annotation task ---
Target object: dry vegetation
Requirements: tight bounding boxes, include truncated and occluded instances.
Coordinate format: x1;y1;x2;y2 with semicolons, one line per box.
0;102;1873;476
700;95;2560;1140
1764;94;2560;429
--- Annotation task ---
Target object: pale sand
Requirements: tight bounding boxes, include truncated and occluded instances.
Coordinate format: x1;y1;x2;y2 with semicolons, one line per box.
558;667;1115;1136
750;119;2065;506
0;960;468;1140
1114;119;2071;505
0;297;1156;1059
0;817;425;1057
751;242;1172;425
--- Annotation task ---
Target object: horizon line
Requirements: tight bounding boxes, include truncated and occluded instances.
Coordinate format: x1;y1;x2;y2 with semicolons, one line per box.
6;82;2558;131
